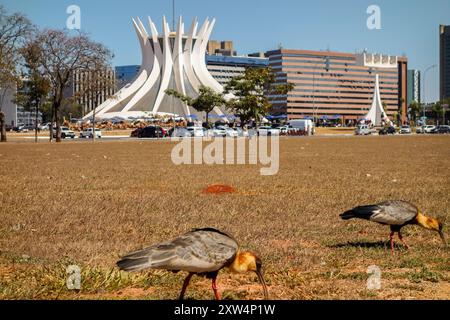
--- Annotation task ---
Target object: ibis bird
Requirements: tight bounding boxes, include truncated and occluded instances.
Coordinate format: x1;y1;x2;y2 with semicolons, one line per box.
340;200;446;253
116;228;268;300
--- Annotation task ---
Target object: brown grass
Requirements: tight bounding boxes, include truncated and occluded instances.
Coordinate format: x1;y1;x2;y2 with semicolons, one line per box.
0;135;449;300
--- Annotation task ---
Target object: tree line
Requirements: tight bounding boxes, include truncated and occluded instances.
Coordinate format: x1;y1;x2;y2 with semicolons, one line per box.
0;5;114;143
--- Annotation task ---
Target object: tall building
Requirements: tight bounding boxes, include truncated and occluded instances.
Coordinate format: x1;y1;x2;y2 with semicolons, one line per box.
71;68;116;116
206;55;269;86
266;49;408;124
207;40;236;56
440;25;450;101
407;69;421;106
115;65;140;90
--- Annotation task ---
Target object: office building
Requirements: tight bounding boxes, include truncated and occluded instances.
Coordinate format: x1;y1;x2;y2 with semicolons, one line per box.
206;55;269;86
115;65;140;90
266;49;408;124
407;69;421;106
207;40;236;56
440;25;450;101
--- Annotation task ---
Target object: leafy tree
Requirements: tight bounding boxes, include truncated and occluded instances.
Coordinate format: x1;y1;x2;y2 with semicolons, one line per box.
0;5;32;142
408;101;421;124
16;39;51;143
224;67;294;126
432;101;444;124
166;85;225;124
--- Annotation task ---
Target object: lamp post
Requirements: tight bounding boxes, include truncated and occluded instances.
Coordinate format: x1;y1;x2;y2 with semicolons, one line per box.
422;64;436;125
312;56;330;124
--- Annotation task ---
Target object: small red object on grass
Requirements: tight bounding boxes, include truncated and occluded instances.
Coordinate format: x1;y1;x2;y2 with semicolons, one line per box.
203;185;236;194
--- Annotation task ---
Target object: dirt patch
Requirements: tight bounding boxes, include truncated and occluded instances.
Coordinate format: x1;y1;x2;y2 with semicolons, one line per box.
203;185;236;195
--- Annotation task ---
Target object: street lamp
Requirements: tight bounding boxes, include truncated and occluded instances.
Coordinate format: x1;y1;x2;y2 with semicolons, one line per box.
312;56;330;123
422;64;437;125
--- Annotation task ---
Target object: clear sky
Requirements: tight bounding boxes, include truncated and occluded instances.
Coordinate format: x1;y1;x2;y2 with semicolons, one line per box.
2;0;449;102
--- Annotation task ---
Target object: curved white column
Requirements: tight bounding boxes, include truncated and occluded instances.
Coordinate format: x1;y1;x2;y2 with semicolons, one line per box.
85;18;152;119
121;18;162;113
183;18;201;92
152;16;174;114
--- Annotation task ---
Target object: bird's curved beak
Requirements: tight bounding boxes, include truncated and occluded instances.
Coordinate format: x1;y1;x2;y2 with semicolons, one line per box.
256;268;269;300
439;230;447;246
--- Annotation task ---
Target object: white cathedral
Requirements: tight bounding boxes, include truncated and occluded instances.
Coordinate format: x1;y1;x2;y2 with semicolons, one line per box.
84;16;229;121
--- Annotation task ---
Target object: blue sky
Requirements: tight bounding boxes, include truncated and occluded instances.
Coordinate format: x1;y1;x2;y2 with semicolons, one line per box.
2;0;449;102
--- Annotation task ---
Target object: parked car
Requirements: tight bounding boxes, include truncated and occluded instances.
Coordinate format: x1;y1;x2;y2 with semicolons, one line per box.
379;126;396;135
416;126;425;134
187;126;207;137
13;125;29;133
53;127;76;139
400;125;412;135
257;126;280;136
423;125;436;134
431;125;450;134
80;128;102;139
211;126;228;137
132;126;166;138
235;127;249;138
40;123;52;131
355;124;376;136
277;125;290;135
224;127;239;138
168;127;192;138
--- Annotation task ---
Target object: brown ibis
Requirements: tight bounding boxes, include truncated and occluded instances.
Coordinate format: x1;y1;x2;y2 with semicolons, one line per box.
340;200;446;253
117;228;269;300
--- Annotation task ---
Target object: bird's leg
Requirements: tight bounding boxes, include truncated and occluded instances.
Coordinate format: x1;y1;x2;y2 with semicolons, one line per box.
179;273;194;300
398;232;410;250
212;276;221;300
389;231;395;255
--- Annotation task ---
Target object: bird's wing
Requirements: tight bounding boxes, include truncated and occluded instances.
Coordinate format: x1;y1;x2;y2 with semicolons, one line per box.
370;201;418;225
117;228;239;274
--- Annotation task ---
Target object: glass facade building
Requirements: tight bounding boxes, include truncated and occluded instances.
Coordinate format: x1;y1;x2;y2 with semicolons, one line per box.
206;55;269;86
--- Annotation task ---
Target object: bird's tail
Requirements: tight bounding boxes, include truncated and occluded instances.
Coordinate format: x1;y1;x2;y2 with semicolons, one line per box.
117;245;177;272
117;256;151;272
340;210;357;220
340;205;379;220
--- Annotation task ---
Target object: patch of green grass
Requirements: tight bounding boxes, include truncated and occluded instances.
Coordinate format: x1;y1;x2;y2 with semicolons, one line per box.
399;257;425;269
407;267;442;284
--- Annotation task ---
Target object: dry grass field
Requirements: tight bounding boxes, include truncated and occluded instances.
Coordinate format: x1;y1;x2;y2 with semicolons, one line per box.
0;135;449;300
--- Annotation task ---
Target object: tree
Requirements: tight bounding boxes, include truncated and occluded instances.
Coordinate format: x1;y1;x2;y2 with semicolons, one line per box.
224;67;294;126
0;5;32;142
16;39;51;143
35;29;113;142
166;85;225;124
398;97;405;125
432;101;444;125
408;101;421;124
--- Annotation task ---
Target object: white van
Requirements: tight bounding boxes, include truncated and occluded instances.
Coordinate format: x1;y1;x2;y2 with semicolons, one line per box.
288;120;315;136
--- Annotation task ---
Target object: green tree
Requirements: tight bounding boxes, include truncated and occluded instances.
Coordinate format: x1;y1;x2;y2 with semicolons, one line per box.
224;67;294;126
166;85;225;124
432;101;444;124
409;100;421;124
15;39;51;143
397;98;405;125
0;5;32;142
